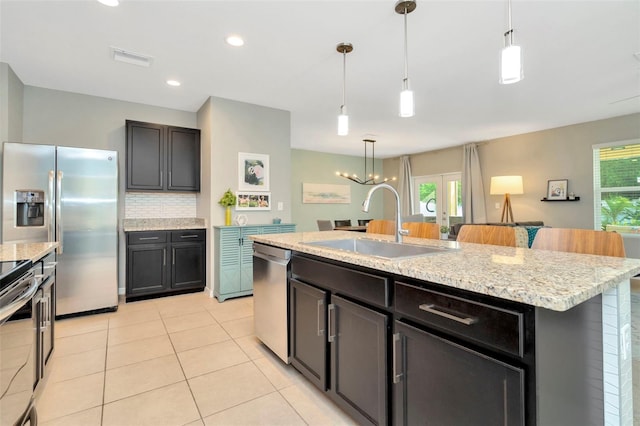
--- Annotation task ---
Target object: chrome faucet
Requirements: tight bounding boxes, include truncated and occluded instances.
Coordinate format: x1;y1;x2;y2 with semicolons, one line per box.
362;183;408;243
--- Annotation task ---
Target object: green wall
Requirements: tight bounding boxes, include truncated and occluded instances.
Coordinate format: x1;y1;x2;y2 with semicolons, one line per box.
291;149;384;232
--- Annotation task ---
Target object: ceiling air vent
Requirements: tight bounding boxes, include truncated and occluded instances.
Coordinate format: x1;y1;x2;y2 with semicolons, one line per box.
111;47;153;67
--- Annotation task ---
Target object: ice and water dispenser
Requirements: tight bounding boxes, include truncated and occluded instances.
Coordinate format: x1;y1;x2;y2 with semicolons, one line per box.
15;190;45;226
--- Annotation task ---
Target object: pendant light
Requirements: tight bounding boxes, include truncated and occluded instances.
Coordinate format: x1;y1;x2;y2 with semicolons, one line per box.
336;43;353;136
499;0;523;84
395;0;416;118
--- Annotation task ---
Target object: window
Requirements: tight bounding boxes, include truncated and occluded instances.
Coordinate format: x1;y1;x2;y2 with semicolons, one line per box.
593;140;640;233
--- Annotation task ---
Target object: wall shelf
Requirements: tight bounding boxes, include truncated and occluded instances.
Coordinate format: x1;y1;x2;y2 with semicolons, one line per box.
540;197;580;202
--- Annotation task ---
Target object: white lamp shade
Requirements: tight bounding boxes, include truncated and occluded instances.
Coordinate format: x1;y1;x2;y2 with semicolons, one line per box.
490;176;523;195
337;114;349;136
399;89;414;117
500;44;523;84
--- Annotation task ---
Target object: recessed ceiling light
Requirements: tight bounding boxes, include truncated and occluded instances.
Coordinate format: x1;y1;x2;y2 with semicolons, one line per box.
98;0;119;6
226;35;244;47
166;80;181;87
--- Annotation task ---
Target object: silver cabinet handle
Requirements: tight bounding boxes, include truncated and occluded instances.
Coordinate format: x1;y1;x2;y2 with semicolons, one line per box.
328;304;336;343
180;235;199;239
163;248;166;266
169;171;172;187
56;171;64;254
393;332;403;384
139;236;159;241
172;248;175;265
418;303;478;326
160;171;163;187
317;299;324;336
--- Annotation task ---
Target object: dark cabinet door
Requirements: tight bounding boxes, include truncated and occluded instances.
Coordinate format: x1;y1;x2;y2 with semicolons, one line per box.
290;278;328;391
171;242;205;290
126;121;165;190
393;320;525;426
127;244;168;295
329;295;388;426
167;126;200;191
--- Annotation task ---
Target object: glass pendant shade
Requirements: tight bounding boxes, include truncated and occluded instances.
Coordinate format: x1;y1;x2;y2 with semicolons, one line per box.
337;112;349;136
500;43;523;84
400;89;414;117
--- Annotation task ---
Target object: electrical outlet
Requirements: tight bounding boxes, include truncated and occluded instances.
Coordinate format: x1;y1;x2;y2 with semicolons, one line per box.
277;202;284;211
495;202;501;210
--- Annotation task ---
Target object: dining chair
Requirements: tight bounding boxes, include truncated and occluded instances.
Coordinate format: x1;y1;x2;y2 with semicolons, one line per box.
366;220;396;235
402;222;439;239
317;220;334;231
456;225;516;247
358;219;372;226
531;228;626;257
334;219;352;228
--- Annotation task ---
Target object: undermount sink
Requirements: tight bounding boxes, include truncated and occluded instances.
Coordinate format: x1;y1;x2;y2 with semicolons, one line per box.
303;238;454;259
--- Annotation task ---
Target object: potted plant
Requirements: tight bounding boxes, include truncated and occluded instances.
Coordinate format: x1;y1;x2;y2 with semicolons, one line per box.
440;225;450;240
218;189;237;226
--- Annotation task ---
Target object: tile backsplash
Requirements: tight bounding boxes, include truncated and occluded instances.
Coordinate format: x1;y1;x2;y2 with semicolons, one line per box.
125;192;196;218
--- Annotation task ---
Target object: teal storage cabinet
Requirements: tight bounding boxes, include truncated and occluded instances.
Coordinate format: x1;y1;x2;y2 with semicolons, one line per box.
214;224;296;301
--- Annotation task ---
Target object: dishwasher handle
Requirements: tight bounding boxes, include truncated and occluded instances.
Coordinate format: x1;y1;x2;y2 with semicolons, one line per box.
253;251;290;267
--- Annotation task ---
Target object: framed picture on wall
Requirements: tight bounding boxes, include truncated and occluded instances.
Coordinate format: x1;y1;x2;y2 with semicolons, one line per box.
236;191;271;211
547;179;568;200
238;152;269;191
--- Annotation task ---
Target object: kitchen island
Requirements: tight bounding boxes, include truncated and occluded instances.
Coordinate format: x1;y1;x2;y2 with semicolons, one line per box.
251;231;640;426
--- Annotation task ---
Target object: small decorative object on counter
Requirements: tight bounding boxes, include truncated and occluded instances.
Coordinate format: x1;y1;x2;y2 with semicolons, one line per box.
218;189;237;226
568;192;575;200
273;217;282;224
235;214;248;226
440;225;450;240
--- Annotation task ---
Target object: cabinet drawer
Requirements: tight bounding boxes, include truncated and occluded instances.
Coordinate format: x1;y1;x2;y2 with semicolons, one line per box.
128;231;167;245
395;281;524;357
171;229;205;242
292;255;389;308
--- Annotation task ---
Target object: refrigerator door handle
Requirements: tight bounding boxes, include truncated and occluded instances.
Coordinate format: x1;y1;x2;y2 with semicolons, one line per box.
48;170;55;242
56;171;63;254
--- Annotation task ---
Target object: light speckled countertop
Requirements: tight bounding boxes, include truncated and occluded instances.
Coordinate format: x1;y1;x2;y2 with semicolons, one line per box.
251;231;640;312
123;218;206;232
0;242;58;262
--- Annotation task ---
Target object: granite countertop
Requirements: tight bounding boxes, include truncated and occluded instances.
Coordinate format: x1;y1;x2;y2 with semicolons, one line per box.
123;218;206;232
0;242;59;262
250;231;640;312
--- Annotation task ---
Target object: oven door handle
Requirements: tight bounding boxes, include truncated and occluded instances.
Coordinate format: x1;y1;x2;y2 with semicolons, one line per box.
0;271;38;323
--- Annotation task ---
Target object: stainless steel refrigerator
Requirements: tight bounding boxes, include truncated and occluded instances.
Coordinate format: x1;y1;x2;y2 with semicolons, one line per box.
2;142;118;316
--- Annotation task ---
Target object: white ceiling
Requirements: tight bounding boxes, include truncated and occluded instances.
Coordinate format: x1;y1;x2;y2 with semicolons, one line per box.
1;0;639;158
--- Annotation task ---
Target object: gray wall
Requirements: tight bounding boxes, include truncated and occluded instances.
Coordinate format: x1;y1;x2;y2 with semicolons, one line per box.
383;113;640;229
291;149;384;232
197;96;291;292
22;85;197;292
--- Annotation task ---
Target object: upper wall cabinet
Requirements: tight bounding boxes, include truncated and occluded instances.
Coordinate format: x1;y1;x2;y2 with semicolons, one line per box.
126;120;201;192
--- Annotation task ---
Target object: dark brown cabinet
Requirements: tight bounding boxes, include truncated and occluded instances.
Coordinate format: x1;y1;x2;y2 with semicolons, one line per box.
290;257;389;426
126;120;200;192
126;229;205;301
393;320;525;426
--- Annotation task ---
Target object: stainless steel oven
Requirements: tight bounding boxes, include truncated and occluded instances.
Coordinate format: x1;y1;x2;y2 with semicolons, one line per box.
0;260;39;426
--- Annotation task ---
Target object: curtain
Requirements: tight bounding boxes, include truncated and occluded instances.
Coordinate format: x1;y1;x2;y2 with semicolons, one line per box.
397;155;414;216
462;143;487;223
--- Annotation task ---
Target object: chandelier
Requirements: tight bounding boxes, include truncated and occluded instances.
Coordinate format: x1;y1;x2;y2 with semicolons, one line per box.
336;139;396;185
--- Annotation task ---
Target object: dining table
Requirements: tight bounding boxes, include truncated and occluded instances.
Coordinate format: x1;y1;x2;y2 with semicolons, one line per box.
334;225;368;232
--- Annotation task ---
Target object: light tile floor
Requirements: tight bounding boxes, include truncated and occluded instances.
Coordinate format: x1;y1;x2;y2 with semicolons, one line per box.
37;292;357;426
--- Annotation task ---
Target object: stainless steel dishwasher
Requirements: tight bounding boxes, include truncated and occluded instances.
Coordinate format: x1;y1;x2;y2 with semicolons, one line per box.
253;243;291;363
